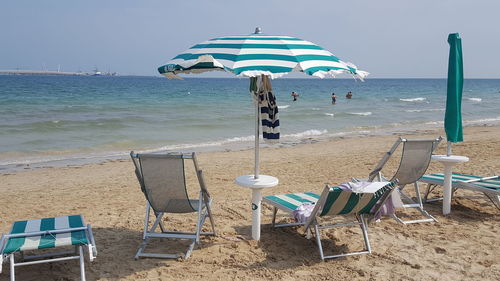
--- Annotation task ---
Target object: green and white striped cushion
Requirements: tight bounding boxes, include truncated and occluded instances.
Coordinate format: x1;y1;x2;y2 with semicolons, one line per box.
3;215;88;254
420;173;500;190
264;192;320;212
320;187;386;216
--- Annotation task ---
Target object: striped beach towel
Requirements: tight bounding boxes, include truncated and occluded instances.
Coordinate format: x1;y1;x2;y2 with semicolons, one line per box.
250;76;280;142
2;215;89;254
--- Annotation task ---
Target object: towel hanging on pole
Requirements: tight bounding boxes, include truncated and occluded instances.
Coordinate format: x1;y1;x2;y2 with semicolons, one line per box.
250;75;280;142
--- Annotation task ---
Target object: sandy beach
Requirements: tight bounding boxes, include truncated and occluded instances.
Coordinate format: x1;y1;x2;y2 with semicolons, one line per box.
1;125;499;281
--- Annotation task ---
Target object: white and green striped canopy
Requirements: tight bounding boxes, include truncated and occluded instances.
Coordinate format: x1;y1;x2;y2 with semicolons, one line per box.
158;32;368;80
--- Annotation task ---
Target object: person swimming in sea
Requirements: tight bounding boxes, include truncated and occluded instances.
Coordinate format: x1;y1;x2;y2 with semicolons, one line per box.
346;91;353;99
291;91;299;101
331;92;337;104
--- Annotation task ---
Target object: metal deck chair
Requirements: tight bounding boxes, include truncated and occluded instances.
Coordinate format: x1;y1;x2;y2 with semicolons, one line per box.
421;173;500;210
263;181;398;260
366;137;442;224
130;152;216;260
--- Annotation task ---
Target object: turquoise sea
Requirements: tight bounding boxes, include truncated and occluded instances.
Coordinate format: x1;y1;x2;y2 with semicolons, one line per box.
1;75;499;172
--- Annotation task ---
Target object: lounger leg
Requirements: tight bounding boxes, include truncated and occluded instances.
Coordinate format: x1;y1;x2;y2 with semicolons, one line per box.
143;202;151;239
415;182;424;209
359;215;371;254
10;254;15;281
484;194;500;211
205;199;217;235
79;246;86;281
393;183;437;224
184;241;196;260
195;194;203;244
313;224;324;261
271;207;277;227
150;213;164;233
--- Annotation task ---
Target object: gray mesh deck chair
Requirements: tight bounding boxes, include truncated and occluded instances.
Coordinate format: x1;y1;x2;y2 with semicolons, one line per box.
366;137;442;224
421;173;500;210
130;152;216;260
263;181;398;260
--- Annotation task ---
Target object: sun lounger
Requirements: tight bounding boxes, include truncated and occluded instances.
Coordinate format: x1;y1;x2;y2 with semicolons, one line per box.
130;151;216;260
420;173;500;210
0;215;97;281
263;181;397;260
356;137;442;224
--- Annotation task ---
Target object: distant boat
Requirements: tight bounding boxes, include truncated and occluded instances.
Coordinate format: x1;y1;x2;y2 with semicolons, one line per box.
93;67;102;76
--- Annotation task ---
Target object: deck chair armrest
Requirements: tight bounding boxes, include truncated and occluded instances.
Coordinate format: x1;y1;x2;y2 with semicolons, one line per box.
196;170;211;199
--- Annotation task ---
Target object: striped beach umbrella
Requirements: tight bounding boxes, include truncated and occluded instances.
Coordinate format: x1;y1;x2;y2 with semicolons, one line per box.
158;28;367;178
158;28;368;80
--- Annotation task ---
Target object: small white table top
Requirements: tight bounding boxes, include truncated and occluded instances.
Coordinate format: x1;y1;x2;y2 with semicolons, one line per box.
235;174;279;189
432;155;469;164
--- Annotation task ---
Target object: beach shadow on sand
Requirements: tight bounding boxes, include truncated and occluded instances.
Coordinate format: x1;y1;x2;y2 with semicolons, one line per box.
1;227;217;281
232;222;353;270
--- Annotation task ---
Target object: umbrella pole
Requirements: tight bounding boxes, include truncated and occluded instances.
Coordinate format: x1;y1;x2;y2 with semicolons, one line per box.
447;141;452;156
254;101;260;179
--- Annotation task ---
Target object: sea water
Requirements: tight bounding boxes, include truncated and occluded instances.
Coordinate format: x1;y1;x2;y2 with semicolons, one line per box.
1;75;499;172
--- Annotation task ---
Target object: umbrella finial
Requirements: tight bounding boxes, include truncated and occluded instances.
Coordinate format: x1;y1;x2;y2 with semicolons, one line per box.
254;27;262;34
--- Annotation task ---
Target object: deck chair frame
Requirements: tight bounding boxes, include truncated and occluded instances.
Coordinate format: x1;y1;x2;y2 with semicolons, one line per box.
367;137;442;224
131;152;216;260
264;181;397;260
421;173;500;210
0;215;97;281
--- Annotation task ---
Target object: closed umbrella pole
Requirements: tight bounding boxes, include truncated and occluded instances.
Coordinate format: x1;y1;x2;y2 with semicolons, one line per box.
444;33;464;156
254;97;260;179
433;33;468;215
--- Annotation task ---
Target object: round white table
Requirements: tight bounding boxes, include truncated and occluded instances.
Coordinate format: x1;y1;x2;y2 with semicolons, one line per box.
235;174;278;240
431;155;469;214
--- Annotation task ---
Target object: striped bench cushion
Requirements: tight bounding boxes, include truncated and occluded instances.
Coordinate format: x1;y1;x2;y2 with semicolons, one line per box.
421;173;500;190
3;215;88;254
320;186;388;216
264;192;320;212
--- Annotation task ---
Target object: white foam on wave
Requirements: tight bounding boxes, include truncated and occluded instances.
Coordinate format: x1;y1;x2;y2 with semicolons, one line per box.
52;120;60;124
424;121;443;125
405;108;444;113
324;113;335;117
348;112;372;116
467;98;482;102
278;105;290;109
311;108;321;111
465;117;500;124
152;135;255;152
400;97;427;102
283;129;328;138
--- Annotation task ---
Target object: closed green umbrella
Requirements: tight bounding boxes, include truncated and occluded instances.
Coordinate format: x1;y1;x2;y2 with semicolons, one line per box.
444;33;463;155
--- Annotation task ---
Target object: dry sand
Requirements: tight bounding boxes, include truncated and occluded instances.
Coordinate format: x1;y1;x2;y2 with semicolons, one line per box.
0;126;499;281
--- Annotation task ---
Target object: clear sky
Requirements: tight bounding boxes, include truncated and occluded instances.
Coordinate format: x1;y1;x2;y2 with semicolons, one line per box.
1;0;499;78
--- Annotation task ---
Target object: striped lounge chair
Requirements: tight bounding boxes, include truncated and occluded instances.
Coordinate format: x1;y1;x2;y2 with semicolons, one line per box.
263;181;397;260
0;215;97;281
420;173;500;210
